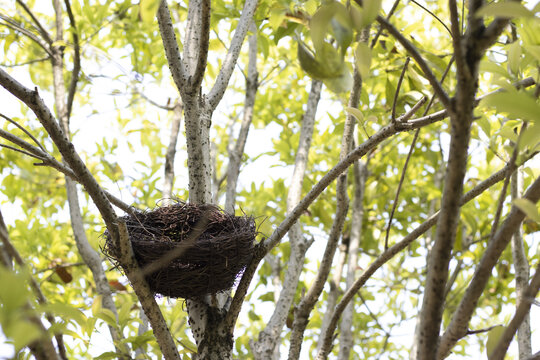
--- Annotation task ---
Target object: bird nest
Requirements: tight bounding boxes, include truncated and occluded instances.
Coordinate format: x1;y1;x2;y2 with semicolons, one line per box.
103;201;256;299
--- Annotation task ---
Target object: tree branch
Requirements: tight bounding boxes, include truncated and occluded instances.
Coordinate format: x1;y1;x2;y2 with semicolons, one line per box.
15;0;53;45
225;22;258;214
251;80;321;360
63;0;80;120
376;15;451;109
315;158;529;359
0;14;53;57
207;0;259;110
444;175;540;360
157;0;188;97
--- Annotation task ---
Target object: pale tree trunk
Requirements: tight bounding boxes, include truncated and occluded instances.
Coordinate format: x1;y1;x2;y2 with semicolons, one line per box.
316;239;348;355
50;0;126;356
511;168;532;359
251;80;322;360
225;22;258;214
338;159;367;360
163;100;183;202
157;0;258;357
287;68;362;360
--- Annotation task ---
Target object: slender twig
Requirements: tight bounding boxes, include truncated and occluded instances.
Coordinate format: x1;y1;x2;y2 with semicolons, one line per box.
0;15;53;56
384;57;454;250
0;143;44;158
0;113;45;150
63;0;80;120
391;57;410;123
410;0;452;36
375;15;451;109
371;0;401;49
0;57;49;67
15;0;53;44
466;324;502;335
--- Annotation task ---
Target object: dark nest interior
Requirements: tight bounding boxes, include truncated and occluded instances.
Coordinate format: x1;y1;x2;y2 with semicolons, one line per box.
103;201;256;299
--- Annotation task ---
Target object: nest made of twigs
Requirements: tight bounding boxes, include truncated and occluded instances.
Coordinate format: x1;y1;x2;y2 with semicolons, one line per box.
103;201;256;299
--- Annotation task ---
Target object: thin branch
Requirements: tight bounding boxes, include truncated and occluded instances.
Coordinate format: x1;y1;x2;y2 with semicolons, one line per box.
449;0;466;81
391;57;410;123
0;113;45;150
0;143;44;158
468;176;540;360
385;57;454;250
15;0;53;44
0;14;53;57
226;76;537;331
438;175;540;358
488;124;524;240
410;0;452;36
207;0;259;109
63;0;80;120
375;15;451;109
225;22;258;213
288;68;361;360
316;159;531;360
0;57;49;67
371;0;401;49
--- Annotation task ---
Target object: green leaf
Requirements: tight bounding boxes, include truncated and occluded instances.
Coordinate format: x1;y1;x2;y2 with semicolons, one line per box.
310;2;350;53
258;292;275;302
92;295;102;317
94;351;120;360
38;303;87;327
513;198;540;222
507;41;521;75
6;321;43;352
324;66;352;93
476;3;534;18
486;325;505;358
355;43;372;79
520;124;540;150
140;0;161;24
97;308;120;327
481;90;540;122
350;0;382;29
269;8;286;30
345;107;364;123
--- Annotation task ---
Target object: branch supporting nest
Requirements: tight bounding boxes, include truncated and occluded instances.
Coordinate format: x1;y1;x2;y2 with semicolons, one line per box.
104;201;256;299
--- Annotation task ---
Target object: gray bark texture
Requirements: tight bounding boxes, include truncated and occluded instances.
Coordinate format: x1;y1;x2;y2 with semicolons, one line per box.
251;80;322;360
511;169;532;359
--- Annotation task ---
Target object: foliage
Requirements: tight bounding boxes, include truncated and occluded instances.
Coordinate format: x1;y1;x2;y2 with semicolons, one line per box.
0;0;539;359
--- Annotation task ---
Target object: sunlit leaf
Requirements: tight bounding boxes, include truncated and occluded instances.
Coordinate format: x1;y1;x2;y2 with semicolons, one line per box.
140;0;161;24
355;42;372;80
476;3;534;18
513;198;540;222
507;41;521;75
486;325;505;358
481;90;540;122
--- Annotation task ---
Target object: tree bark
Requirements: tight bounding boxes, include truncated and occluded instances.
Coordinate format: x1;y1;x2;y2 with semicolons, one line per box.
511;169;532;359
251;80;322;359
